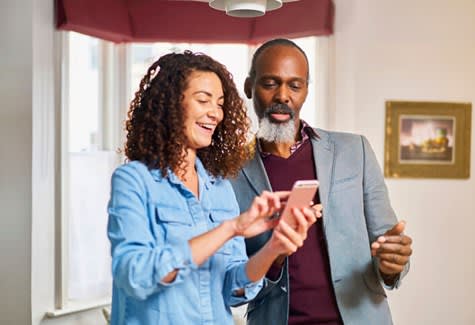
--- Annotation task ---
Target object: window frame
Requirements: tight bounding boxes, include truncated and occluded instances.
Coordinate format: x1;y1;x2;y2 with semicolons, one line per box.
50;32;129;317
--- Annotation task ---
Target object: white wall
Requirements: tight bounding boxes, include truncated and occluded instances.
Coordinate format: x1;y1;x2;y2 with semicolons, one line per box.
331;1;475;324
0;0;106;324
0;0;33;324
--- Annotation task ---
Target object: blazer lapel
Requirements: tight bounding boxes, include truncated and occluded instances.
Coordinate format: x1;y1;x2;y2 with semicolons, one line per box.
241;148;274;251
242;146;272;195
312;129;334;226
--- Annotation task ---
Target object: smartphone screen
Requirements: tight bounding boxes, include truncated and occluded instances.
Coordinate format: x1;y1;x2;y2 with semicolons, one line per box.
279;180;319;228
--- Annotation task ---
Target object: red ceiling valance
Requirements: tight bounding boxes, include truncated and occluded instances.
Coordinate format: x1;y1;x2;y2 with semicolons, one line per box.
55;0;334;43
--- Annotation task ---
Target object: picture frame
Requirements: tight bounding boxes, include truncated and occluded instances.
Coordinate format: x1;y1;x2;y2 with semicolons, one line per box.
384;101;471;179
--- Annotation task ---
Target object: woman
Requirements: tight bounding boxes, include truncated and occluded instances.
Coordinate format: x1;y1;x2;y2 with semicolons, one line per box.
107;51;316;324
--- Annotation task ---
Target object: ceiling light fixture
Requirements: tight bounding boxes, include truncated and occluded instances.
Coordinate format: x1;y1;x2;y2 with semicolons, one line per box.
209;0;298;18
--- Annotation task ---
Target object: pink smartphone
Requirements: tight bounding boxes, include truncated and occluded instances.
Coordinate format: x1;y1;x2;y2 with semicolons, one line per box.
280;180;319;228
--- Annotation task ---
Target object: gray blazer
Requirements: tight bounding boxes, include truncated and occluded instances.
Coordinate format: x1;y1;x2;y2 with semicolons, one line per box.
230;128;409;325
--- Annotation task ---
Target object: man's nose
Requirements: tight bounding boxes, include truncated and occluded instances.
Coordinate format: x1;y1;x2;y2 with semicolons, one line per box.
274;86;290;103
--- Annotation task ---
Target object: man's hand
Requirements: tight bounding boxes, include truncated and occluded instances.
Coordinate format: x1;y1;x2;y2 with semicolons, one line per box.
371;221;413;284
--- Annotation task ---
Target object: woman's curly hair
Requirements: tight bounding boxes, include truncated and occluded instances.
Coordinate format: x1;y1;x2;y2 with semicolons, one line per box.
125;50;251;179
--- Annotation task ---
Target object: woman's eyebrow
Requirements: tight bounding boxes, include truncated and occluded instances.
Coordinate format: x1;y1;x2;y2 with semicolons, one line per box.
192;91;224;100
192;90;212;96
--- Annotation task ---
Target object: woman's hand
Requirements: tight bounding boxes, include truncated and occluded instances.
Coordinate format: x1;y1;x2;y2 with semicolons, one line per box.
244;204;320;282
267;205;319;257
232;191;289;238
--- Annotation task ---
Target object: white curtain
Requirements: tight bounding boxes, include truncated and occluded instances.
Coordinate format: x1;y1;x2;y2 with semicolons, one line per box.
68;151;118;301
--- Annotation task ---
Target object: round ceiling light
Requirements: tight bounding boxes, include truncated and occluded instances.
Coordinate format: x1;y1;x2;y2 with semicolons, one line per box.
209;0;283;18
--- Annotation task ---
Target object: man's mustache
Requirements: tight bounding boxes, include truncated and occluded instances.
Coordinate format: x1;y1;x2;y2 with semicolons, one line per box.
264;103;295;119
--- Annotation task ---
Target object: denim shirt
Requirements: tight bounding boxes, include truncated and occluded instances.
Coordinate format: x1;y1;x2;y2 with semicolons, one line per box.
107;160;263;325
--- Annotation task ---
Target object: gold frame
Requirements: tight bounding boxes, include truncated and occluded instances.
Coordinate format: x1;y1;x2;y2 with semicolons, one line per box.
385;101;471;178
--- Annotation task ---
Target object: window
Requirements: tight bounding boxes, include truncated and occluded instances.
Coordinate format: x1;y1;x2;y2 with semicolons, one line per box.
57;32;327;313
59;32;121;311
129;42;250;121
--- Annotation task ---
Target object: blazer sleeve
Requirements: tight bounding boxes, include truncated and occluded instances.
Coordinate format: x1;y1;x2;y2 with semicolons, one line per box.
361;135;409;288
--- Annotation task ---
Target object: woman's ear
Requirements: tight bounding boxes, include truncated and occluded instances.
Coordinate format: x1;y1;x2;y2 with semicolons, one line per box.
244;78;252;99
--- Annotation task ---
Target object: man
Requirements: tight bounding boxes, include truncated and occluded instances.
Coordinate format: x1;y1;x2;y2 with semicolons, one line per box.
230;39;413;325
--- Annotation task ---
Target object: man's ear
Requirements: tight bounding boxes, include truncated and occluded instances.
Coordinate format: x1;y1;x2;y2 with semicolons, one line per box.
244;77;252;99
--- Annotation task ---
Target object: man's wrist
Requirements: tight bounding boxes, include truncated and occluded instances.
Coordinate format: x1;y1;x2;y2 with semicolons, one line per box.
380;272;398;286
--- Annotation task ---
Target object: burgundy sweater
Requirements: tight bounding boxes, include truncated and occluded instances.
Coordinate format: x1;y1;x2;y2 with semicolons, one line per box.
262;140;343;325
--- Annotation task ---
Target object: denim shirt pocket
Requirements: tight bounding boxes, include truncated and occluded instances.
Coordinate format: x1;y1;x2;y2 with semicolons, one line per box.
155;205;193;244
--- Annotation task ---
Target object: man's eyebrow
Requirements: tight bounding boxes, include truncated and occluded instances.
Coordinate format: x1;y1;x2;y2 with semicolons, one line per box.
258;74;279;79
288;76;308;82
258;75;307;83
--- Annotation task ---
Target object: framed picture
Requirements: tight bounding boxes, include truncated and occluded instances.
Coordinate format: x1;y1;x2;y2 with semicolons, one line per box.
385;101;471;178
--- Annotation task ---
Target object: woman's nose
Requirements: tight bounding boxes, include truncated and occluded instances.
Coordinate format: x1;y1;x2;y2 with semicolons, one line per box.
207;104;222;120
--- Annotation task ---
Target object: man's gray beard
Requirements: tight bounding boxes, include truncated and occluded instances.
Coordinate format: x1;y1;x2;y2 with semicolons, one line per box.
256;117;296;143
